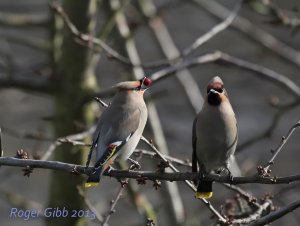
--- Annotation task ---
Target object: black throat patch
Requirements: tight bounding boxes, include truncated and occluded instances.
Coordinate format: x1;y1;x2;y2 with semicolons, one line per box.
207;92;221;106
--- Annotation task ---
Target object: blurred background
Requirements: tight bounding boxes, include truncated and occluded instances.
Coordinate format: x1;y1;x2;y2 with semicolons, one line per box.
0;0;300;225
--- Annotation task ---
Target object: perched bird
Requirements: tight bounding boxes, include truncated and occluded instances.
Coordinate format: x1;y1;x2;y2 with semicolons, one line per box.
192;76;238;199
85;77;151;187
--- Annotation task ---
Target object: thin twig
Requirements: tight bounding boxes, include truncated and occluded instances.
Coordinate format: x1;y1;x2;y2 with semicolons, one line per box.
252;0;300;28
140;137;227;223
263;119;300;173
140;0;204;113
151;51;300;98
1;126;53;141
49;0;170;69
0;77;54;93
135;149;191;167
218;52;300;98
76;186;103;223
3;33;51;51
182;0;242;56
192;0;300;67
222;184;260;209
247;200;300;226
101;182;126;226
232;198;272;224
41;126;95;161
92;50;300;100
0;127;3;157
0;13;49;26
94;97;109;107
237;101;299;153
112;0;188;223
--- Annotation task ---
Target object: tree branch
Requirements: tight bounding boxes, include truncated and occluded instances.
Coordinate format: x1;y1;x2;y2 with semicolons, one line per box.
182;0;242;57
0;77;54;93
192;0;300;67
232;198;272;224
248;200;300;226
76;186;103;223
237;101;299;153
0;13;49;26
1;157;300;185
140;0;204;114
151;51;300;98
0;127;3;157
262;119;300;174
49;0;171;69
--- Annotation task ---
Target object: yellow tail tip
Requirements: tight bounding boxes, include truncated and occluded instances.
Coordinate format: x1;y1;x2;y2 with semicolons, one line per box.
195;192;213;199
85;182;99;188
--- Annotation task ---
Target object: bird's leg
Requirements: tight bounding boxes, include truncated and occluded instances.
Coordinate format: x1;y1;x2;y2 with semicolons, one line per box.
224;165;233;184
85;147;94;170
128;158;141;170
106;165;115;173
198;164;207;182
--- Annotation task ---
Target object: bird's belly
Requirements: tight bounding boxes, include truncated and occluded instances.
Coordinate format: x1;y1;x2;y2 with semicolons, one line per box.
196;130;237;171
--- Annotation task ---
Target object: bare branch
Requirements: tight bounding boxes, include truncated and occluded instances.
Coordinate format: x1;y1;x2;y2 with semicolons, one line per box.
262;119;300;173
0;13;49;26
0;127;3;157
218;52;300;98
232;198;272;224
49;0;170;69
134;149;191;168
3;33;51;51
252;0;300;28
91;50;300;101
2;157;300;185
0;77;54;93
140;0;204;113
193;0;300;67
41;126;95;161
222;184;260;209
151;51;300;98
182;0;242;57
101;182;126;226
248;200;300;226
94;97;109;107
140;136;229;223
76;186;103;223
111;0;186;223
237;101;299;152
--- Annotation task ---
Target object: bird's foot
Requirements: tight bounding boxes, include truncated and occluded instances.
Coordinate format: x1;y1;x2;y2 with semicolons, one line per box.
128;158;141;170
225;167;234;184
85;149;93;169
106;165;115;173
198;170;208;181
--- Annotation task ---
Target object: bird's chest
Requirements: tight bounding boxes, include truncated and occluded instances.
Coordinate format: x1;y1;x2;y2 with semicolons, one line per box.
196;105;237;170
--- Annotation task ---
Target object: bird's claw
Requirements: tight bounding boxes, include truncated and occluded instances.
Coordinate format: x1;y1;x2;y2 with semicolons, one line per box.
128;158;141;170
107;165;115;173
225;167;234;183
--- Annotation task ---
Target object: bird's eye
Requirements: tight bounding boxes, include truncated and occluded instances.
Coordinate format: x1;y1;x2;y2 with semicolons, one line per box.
216;87;224;93
207;86;224;93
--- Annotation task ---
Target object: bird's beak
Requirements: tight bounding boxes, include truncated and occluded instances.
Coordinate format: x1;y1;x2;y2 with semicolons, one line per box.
141;87;149;91
208;89;218;95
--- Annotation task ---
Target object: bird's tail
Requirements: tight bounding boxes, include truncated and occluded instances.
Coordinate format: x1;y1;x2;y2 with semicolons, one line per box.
85;167;102;188
195;180;213;199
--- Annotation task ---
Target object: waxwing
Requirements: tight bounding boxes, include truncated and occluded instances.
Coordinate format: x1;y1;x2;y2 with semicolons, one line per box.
192;76;238;199
85;77;151;187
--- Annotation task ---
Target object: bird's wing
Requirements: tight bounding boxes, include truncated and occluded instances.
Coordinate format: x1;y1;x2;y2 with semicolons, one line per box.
192;117;198;174
94;135;130;169
93;105;141;163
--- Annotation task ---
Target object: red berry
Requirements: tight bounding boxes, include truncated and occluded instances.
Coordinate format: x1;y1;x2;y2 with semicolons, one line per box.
143;77;152;86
